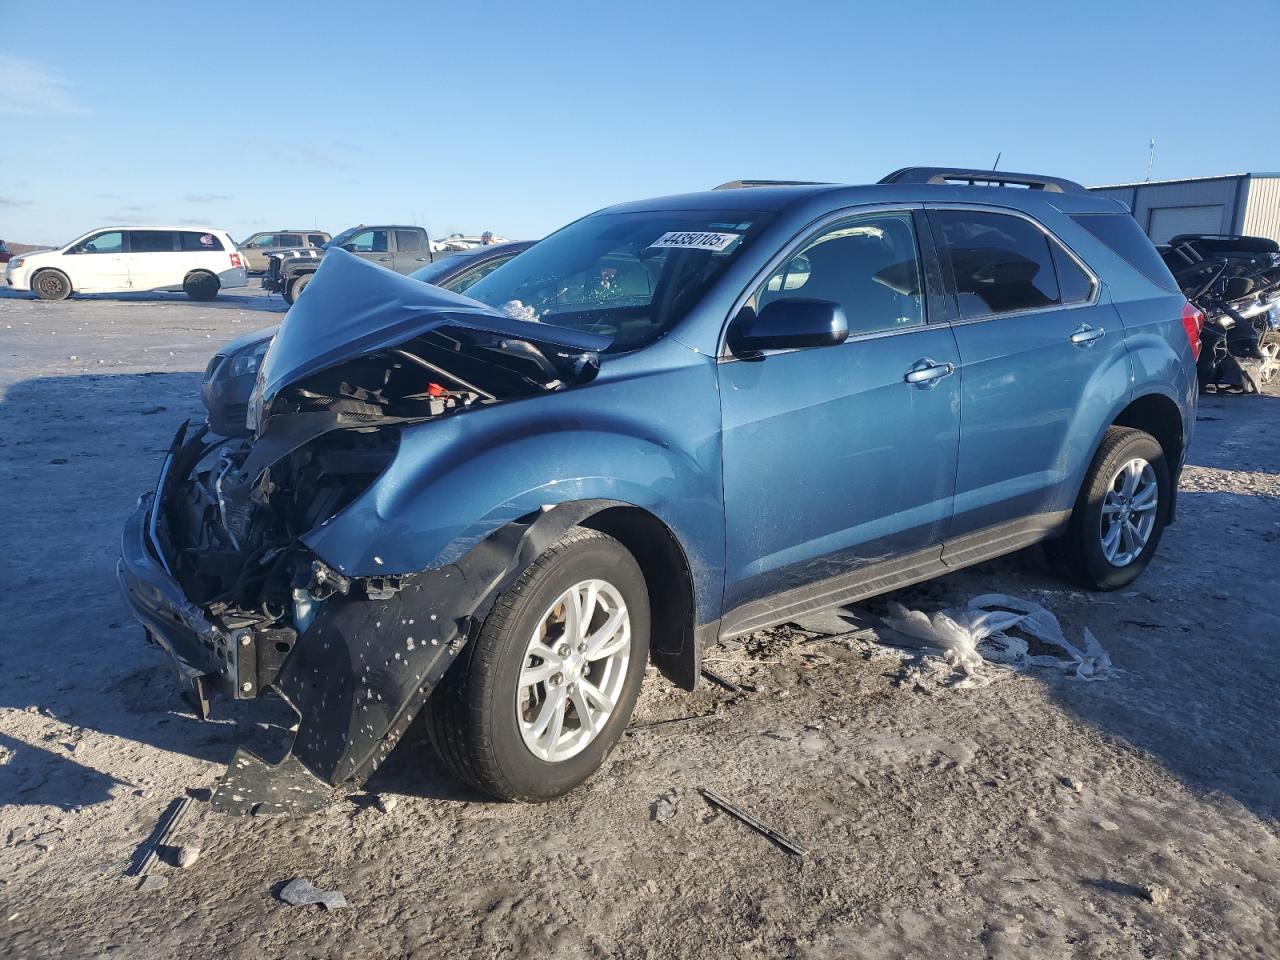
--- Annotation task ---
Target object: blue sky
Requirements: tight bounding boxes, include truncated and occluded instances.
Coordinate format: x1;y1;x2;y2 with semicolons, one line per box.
2;0;1277;246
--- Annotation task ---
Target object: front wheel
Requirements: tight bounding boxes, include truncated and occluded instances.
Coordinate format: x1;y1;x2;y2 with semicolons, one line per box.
32;269;72;301
425;528;650;801
1258;330;1280;387
1049;427;1170;590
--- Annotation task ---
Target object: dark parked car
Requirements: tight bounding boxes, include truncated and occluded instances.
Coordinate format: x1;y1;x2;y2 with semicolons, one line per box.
239;230;332;273
201;241;534;437
263;224;440;304
0;240;11;264
120;168;1196;812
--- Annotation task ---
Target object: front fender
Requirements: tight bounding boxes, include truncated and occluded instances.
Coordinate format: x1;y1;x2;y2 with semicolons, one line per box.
301;353;726;620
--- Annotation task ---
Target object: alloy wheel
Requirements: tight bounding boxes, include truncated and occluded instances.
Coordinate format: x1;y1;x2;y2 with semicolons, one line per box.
1099;457;1159;567
517;579;631;762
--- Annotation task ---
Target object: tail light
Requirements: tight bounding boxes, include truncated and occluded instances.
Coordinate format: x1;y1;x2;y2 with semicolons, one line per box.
1181;301;1204;360
230;252;243;269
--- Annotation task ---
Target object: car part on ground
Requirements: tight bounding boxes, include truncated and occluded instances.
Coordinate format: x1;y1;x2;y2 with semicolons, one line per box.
121;170;1195;812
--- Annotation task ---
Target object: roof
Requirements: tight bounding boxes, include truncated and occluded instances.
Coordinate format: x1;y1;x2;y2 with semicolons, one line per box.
1089;172;1280;189
603;181;1124;218
93;224;232;233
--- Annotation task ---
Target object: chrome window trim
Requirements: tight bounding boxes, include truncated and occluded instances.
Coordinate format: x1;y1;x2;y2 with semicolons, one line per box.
717;202;928;361
923;202;1102;326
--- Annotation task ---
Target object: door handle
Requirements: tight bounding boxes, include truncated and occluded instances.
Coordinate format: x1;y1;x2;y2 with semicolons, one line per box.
414;257;428;261
1070;324;1105;346
904;358;955;387
376;256;392;262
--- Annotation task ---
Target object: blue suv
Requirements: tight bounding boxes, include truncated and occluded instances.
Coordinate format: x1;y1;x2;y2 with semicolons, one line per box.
119;167;1198;807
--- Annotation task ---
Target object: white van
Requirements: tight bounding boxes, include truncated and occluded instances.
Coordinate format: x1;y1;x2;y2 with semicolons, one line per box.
4;226;248;301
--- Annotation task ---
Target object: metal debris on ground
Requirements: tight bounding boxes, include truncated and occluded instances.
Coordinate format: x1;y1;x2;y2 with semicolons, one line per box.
652;786;685;823
875;593;1116;688
130;797;193;877
278;877;349;910
700;666;740;693
625;714;723;736
699;788;807;857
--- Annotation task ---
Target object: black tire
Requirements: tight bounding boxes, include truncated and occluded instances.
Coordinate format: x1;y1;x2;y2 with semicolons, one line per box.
425;528;650;801
286;274;312;305
32;269;71;301
1050;427;1170;590
184;271;220;301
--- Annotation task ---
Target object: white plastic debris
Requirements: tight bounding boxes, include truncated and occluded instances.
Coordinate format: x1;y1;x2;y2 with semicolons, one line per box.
877;593;1116;688
279;877;348;910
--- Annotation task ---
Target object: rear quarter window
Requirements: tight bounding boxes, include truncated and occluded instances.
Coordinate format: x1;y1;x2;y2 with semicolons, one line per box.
180;232;225;251
1069;213;1178;291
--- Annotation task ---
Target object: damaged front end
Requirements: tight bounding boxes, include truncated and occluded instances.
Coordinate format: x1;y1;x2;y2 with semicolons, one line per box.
118;250;612;814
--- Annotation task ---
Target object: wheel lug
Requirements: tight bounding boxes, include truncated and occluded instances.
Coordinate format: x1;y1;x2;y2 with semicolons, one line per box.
577;643;587;653
549;673;563;687
557;644;570;658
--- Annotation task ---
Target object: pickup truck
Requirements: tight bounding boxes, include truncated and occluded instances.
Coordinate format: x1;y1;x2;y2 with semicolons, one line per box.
263;224;442;304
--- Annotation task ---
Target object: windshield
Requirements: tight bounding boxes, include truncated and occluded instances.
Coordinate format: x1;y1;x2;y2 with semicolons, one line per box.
463;210;772;352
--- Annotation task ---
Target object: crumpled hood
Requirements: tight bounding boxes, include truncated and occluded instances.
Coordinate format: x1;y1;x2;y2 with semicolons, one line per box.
256;248;612;406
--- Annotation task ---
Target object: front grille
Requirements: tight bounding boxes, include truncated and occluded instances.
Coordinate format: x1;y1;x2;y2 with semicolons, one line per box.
224;402;248;428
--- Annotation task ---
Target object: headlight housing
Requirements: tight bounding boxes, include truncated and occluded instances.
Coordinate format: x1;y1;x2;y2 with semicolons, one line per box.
228;338;272;378
9;257;25;269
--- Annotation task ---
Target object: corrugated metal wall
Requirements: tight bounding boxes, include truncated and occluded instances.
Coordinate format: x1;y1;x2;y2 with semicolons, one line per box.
1242;177;1280;242
1089;176;1246;243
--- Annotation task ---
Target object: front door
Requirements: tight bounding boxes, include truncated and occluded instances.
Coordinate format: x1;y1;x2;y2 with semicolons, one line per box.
341;228;393;269
926;206;1131;540
66;230;129;292
718;209;962;614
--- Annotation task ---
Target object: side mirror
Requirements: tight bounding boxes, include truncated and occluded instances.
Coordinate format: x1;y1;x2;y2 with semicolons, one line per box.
734;298;849;353
340;243;357;253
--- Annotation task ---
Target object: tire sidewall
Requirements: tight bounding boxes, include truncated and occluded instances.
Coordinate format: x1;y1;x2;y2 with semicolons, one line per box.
1075;432;1170;589
291;275;311;301
478;536;650;800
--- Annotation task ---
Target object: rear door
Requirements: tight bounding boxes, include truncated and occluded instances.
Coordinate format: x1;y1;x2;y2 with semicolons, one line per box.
393;229;430;273
927;206;1130;545
126;230;179;291
718;208;962;615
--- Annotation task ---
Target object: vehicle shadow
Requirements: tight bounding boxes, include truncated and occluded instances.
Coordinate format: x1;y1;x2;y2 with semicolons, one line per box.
882;390;1280;823
0;286;287;313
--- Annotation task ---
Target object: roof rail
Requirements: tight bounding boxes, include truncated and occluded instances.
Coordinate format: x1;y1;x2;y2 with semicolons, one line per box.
713;179;832;190
878;166;1086;194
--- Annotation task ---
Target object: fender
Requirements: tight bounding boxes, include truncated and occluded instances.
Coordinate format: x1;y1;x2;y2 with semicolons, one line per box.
301;354;727;622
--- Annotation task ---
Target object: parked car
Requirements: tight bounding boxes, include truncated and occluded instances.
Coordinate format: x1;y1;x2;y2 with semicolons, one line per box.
432;232;509;252
5;226;247;301
119;167;1196;811
201;240;534;437
239;230;331;273
263;224;439;304
0;239;11;264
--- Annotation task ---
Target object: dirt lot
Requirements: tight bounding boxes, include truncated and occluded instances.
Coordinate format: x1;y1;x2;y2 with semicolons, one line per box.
1;285;1278;960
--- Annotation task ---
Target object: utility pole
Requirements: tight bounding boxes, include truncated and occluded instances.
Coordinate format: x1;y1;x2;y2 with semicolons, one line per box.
1146;138;1156;181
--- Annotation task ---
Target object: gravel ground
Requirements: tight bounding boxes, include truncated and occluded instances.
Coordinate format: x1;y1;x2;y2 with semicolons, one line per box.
1;285;1277;959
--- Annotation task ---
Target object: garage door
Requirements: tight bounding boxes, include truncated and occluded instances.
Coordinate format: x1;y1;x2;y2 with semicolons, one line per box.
1148;205;1225;244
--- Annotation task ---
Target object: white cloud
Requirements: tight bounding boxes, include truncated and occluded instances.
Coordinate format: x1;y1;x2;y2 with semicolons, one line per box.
0;54;85;115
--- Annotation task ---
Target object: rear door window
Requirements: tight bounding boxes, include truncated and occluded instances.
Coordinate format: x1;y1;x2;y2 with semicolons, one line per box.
129;231;177;253
180;231;225;251
307;233;327;247
395;230;423;253
1052;244;1094;304
1069;213;1179;291
930;210;1060;317
277;233;303;247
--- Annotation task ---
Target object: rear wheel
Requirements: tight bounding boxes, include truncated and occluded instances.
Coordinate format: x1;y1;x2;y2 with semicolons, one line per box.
32;269;71;301
1050;427;1170;590
183;271;220;301
425;528;649;801
1258;331;1280;387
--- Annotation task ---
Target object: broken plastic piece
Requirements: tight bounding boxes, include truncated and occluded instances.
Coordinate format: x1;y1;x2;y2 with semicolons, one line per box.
210;747;331;816
279;877;348;910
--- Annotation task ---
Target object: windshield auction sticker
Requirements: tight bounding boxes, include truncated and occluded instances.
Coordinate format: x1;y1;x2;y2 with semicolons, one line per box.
648;231;740;252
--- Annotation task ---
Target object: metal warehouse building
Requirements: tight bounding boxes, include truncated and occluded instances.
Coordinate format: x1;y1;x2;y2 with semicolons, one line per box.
1088;173;1280;245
